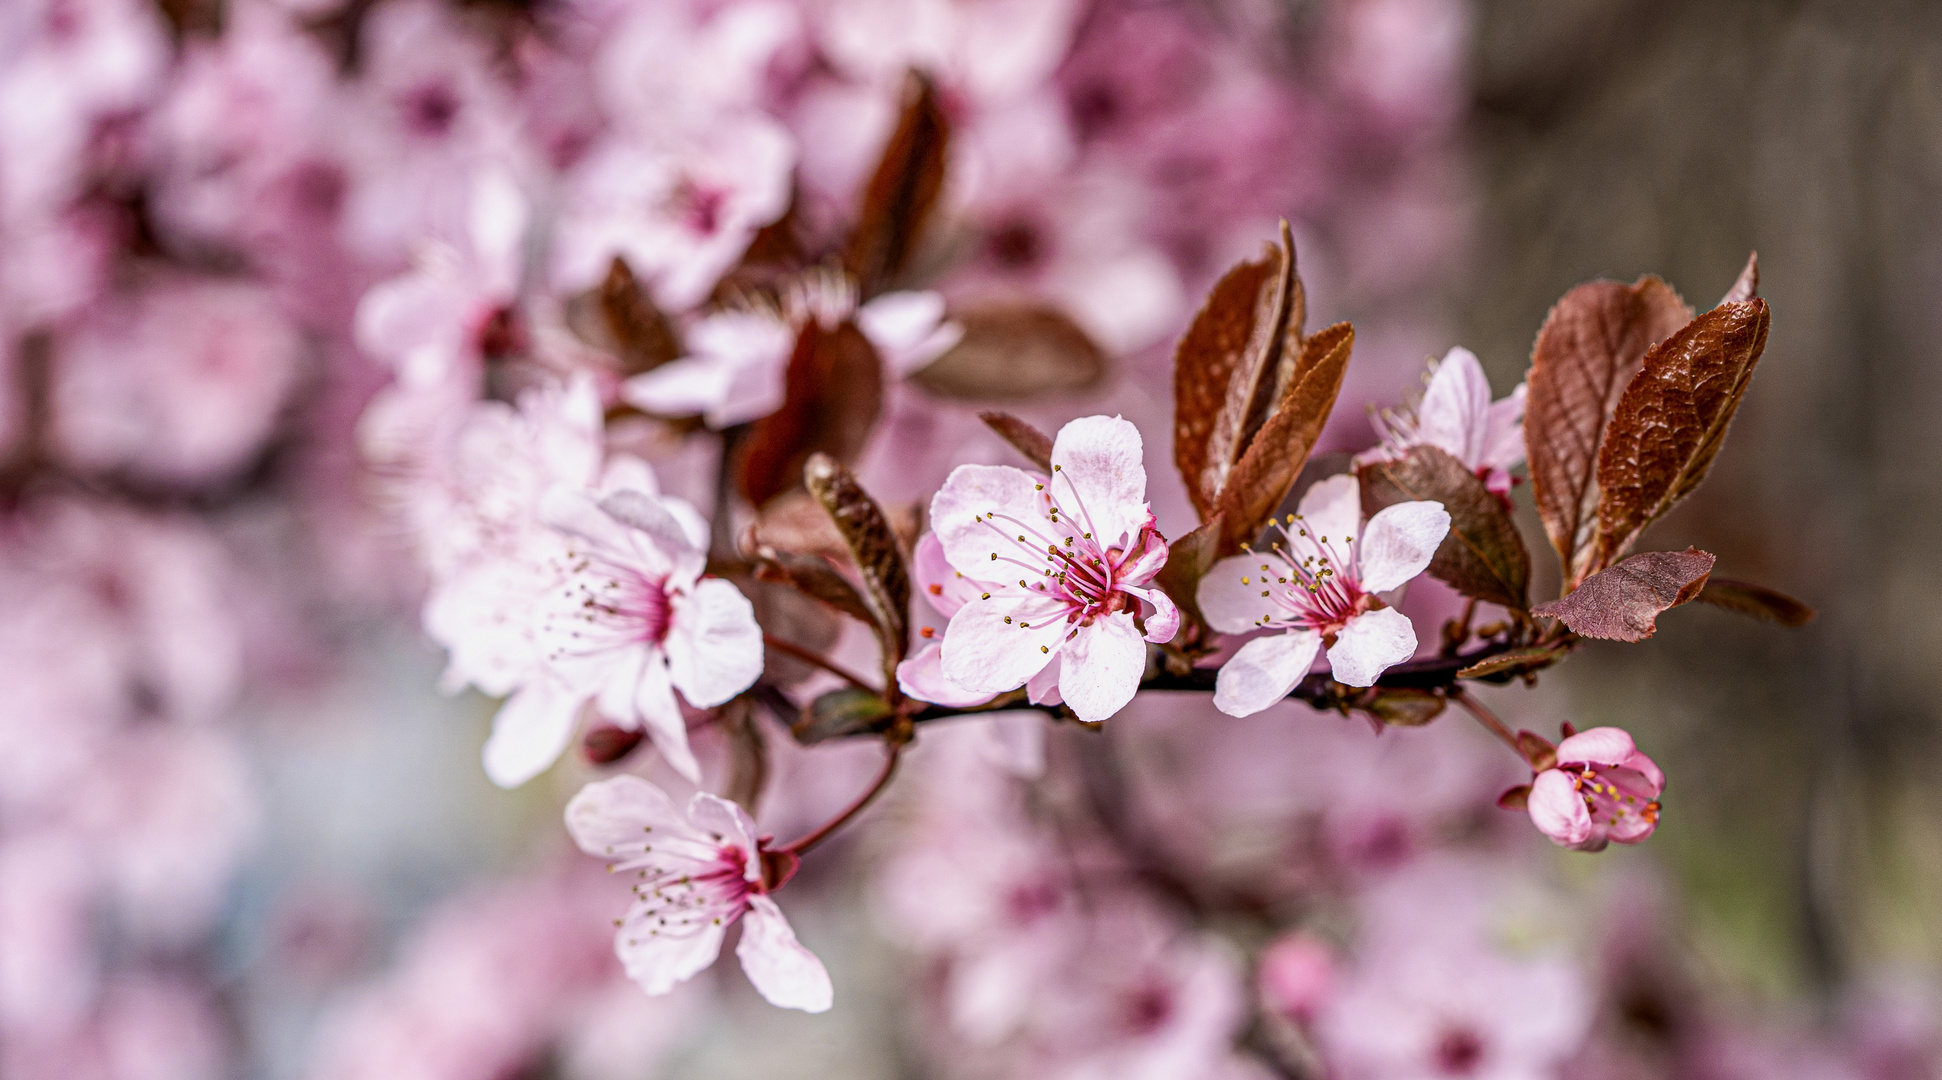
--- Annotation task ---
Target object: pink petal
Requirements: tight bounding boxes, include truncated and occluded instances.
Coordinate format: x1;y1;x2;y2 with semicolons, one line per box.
1196;554;1280;635
564;774;688;855
1055;612;1146;723
1047;415;1149;550
1357;500;1450;594
1294;474;1362;571
1527;768;1593;847
482;678;583;789
929;463;1047;575
1413;346;1493;466
913;531;985;618
1213;630;1322;717
617;909;728;996
1555;727;1638;768
1481;382;1528;472
736;896;833;1013
539;485;640;560
632;652;701;785
1621;750;1665;796
687;793;763;873
664;577;764;708
1606;809;1659;845
895;642;994;708
1025;653;1063;706
1127;585;1179;643
938;594;1069;695
599;490;701;561
1326;607;1417;687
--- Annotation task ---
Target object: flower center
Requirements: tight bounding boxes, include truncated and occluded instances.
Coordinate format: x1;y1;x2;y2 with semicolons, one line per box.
548;552;674;662
971;467;1138;625
1566;762;1662;830
1433;1025;1486;1075
1234;514;1365;633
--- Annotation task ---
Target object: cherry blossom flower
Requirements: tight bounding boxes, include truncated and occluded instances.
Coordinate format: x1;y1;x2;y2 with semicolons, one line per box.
1198;475;1448;716
930;415;1177;723
511;486;763;786
897;531;1004;709
621;276;959;428
1526;727;1665;852
1363;346;1527;497
566;775;832;1012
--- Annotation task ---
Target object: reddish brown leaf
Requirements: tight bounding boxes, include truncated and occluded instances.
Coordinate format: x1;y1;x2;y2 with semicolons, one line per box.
978;411;1054;470
1365;688;1447;727
1152;515;1222;630
582;724;645;765
1496;785;1532;811
1214;322;1353;554
1719;251;1758;306
1591;300;1769;568
1532;548;1716;642
909;303;1105;400
738;320;884;506
1695;578;1815;627
1525;277;1693;585
1358;445;1531;610
1172;226;1301;522
597;257;681;374
749;490;922;565
1457;646;1563;681
845;70;950;297
1515;730;1558;771
804;453;911;691
748;543;877;626
718;696;768;813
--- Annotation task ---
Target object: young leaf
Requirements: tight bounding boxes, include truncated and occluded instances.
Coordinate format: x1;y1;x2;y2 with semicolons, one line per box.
845;70;949;298
598;256;682;374
738;320;884;506
1525;276;1693;585
1719;251;1759;306
1152;515;1222;630
1357;445;1531;610
1532;548;1716;642
1695;577;1815;627
978;411;1054;470
1457;646;1563;681
1172;226;1300;521
794;687;895;745
1515;730;1558;771
804;453;912;689
1214;322;1352;554
748;543;877;626
908;302;1105;400
1496;785;1532;811
1591;299;1769;568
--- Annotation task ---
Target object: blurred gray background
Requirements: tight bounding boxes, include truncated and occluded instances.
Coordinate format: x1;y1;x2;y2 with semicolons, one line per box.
1456;0;1942;1001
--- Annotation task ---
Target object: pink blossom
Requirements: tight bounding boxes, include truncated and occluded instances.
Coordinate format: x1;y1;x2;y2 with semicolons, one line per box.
930;415;1176;723
594;0;802;140
896;531;1003;709
550;120;794;311
1198;474;1448;715
817;0;1084;105
1258;932;1336;1025
621;278;959;428
50;274;302;487
1526;727;1665;852
1363;346;1526;497
506;486;762;786
566;774;831;1012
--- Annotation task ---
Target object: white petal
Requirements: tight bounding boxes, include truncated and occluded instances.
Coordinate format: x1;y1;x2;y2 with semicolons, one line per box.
1326;607;1417;687
1025;652;1063;705
1294;474;1362;571
600;490;699;561
857;290;960;376
736;896;833;1013
1055;612;1147;723
1357;501;1450;594
483;679;584;788
1197;555;1281;634
633;653;701;784
539;485;639;561
686;793;763;869
896;643;993;708
664;577;764;708
1130;585;1179;643
939;594;1069;695
1047;415;1148;549
1212;631;1321;717
622;357;739;421
617;913;727;996
929;463;1047;576
1481;382;1527;471
1528;769;1593;847
1414;346;1493;466
468;168;528;292
564;774;691;855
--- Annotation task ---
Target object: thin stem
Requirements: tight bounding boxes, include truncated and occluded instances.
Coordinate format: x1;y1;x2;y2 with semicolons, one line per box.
1452;688;1521;753
781;742;902;856
763;633;877;692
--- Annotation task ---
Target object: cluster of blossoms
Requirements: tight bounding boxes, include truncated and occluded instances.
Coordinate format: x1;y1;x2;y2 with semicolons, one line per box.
3;0;1919;1079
